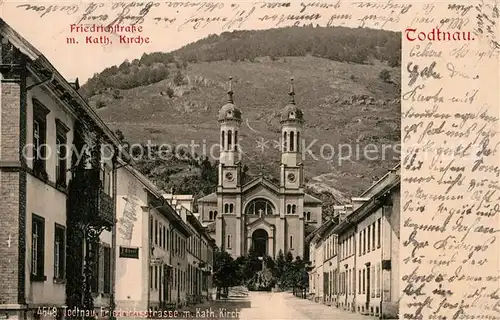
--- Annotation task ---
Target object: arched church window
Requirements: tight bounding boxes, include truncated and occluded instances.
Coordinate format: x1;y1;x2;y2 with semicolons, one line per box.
214;211;218;219
229;204;234;213
227;234;232;249
290;131;295;152
290;235;294;249
224;204;229;213
227;130;232;150
235;131;238;151
297;131;300;152
306;212;311;221
292;204;296;214
245;198;275;216
221;131;225;151
287;204;291;214
283;131;287;152
209;211;213;220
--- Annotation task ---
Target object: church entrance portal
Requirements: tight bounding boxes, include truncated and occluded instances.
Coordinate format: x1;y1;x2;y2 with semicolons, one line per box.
252;229;268;257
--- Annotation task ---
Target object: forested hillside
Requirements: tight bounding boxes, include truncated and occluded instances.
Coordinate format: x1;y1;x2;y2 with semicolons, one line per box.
80;26;402;218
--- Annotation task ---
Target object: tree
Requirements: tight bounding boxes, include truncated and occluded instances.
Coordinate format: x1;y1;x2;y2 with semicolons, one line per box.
213;249;237;299
242;246;262;282
275;250;285;280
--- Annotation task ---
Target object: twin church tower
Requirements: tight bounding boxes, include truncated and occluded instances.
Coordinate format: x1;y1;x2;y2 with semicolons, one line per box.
197;77;322;259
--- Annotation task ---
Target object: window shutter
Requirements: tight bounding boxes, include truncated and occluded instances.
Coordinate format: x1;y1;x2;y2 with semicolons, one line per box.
99;244;105;293
60;231;66;278
103;247;111;293
37;221;45;277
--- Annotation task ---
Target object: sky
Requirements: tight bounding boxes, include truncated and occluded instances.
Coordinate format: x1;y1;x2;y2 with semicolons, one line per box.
0;0;403;83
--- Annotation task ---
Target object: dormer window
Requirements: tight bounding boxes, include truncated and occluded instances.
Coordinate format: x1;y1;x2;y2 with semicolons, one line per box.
290;111;296;119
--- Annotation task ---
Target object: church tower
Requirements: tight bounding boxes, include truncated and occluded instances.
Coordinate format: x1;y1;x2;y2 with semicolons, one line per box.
218;77;242;189
280;78;304;189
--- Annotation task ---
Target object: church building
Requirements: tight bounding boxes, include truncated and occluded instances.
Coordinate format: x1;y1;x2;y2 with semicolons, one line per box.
197;77;322;259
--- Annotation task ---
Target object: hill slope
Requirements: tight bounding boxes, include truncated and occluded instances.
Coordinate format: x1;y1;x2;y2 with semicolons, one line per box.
80;27;401;205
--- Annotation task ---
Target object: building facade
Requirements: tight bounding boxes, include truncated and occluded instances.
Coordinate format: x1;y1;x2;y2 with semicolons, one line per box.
0;19;123;320
115;166;216;312
197;78;322;259
307;165;400;319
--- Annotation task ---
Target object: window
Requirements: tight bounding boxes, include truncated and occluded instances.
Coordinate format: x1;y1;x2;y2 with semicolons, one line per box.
245;198;275;215
306;212;311;221
229;204;234;213
154;265;158;290
100;163;111;195
103;246;111;294
227;235;232;249
297;131;300;152
292;205;296;214
150;266;153;289
91;243;100;293
377;219;381;248
287;205;291;214
32;99;50;175
54;223;65;280
367;226;371;252
159;224;163;248
163;226;166;249
55;119;69;187
362;268;366;294
283;131;287;151
235;130;238;151
55;136;66;186
154;220;158;245
363;229;366;254
31;214;45;281
358;231;363;257
377;263;381;297
224;204;229;213
227;130;232;150
372;223;376;250
290;235;293;249
359;270;362;294
149;217;153;244
221;131;225;150
209;211;213;220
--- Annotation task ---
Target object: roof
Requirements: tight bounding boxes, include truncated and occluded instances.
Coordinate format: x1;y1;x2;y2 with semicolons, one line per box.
218;103;242;121
360;163;401;198
0;19;125;151
117;158;193;237
280;104;304;123
304;193;322;204
305;219;334;244
198;192;217;203
333;176;400;235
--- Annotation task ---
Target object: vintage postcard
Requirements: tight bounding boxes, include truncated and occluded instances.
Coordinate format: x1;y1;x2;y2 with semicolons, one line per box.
0;1;498;320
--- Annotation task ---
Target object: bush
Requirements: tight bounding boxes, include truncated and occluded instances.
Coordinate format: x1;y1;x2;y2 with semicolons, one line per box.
96;100;106;109
173;70;185;86
166;87;174;98
379;69;391;82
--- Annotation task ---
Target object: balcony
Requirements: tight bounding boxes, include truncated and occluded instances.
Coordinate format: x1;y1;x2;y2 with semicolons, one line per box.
70;168;114;228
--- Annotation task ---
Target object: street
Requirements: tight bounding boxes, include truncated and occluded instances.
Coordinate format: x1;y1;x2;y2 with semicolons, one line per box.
175;288;377;320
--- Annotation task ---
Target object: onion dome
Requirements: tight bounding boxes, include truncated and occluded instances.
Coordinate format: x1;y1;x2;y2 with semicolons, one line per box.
218;76;242;121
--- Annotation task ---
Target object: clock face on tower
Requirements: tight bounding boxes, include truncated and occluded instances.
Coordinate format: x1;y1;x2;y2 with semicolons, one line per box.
225;172;234;181
287;173;296;182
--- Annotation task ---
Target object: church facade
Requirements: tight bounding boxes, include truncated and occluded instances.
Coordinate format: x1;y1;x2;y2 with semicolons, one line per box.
197;78;322;259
